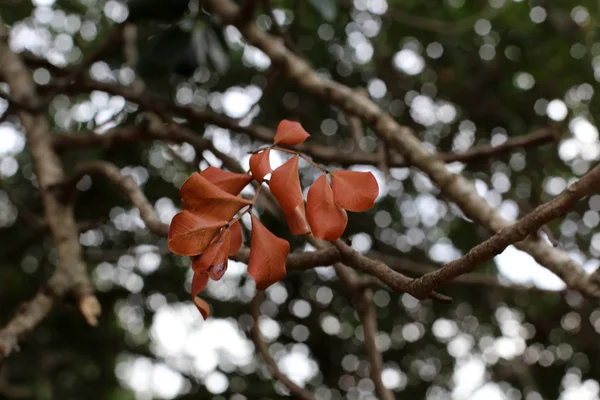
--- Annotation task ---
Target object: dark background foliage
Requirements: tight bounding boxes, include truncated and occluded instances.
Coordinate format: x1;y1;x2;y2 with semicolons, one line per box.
1;0;600;399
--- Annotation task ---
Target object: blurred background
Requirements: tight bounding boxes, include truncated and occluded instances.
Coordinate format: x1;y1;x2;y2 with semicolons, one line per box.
1;0;600;399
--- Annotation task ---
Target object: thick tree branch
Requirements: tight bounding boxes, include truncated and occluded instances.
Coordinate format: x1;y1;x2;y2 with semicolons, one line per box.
250;294;315;400
0;18;100;362
408;163;600;298
203;0;600;298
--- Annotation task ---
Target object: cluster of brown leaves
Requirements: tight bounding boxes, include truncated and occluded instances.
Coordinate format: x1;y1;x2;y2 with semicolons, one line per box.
168;120;379;318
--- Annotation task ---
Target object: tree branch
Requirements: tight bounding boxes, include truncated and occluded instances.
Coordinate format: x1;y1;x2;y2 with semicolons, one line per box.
59;160;168;236
357;289;395;400
385;3;507;35
250;293;315;400
202;0;600;298
0;17;100;362
409;163;600;298
370;251;565;294
44;75;556;169
311;239;396;400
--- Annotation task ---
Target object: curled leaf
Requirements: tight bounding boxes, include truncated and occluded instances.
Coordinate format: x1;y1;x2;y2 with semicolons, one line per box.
274;120;310;146
193;296;211;319
191;229;230;280
307;174;348;241
180;173;251;221
168;211;226;256
200;167;253;195
229;220;243;255
191;270;209;297
248;215;289;290
249;149;271;183
191;271;211;319
331;170;379;212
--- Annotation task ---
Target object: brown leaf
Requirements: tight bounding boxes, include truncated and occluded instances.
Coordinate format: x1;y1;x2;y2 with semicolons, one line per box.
273;120;310;146
249;149;271;183
193;296;211;319
200;167;253;195
168;211;226;256
191;229;230;281
331;170;379;212
307;174;347;241
229;220;243;255
180;173;251;221
248;215;289;290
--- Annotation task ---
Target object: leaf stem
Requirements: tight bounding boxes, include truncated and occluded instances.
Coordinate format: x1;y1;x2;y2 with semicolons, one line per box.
228;184;263;227
248;145;329;173
271;146;330;173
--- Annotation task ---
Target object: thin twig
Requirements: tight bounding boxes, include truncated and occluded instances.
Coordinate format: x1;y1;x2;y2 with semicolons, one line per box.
59;160;168;236
305;237;395;400
250;293;315;400
262;0;300;54
357;289;395;400
385;3;508;35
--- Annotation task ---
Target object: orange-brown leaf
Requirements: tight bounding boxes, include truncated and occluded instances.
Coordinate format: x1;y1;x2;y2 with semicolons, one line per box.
283;202;311;235
200;167;253;195
249;149;271;183
191;270;209;297
180;173;251;221
191;229;230;279
307;174;348;241
193;296;211;319
331;170;379;212
248;215;289;290
273;120;310;146
229;221;243;255
168;211;226;256
269;156;303;214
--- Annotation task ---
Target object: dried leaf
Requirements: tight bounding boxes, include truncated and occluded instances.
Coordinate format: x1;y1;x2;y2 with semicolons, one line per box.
191;271;211;319
168;211;226;256
229;220;243;255
191;270;209;297
331;170;379;212
191;229;230;280
193;296;211;319
284;202;311;235
248;215;289;290
307;174;348;241
273;120;310;146
269;156;303;213
200;167;253;195
180;173;251;221
249;149;271;183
